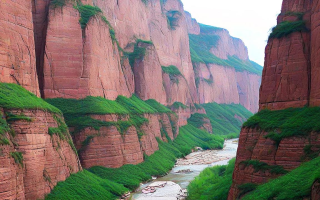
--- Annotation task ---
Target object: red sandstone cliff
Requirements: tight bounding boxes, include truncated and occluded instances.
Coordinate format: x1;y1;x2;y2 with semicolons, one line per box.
228;0;320;199
0;108;81;200
0;0;40;96
186;13;262;113
71;113;178;169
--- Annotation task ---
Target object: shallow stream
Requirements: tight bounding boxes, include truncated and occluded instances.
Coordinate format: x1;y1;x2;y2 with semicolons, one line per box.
130;138;238;200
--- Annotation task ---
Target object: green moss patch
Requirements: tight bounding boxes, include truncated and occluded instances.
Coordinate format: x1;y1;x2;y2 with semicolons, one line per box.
269;20;308;39
10;152;23;167
187;158;235;200
127;40;153;68
243;107;320;145
161;65;182;76
6;113;32;123
51;0;66;8
240;160;288;174
74;4;102;29
166;10;182;30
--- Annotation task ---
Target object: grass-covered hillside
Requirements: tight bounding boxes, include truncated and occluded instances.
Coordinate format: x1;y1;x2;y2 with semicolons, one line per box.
46;125;224;200
187;158;236;200
189;24;263;75
243;107;320;145
201;103;253;138
46;95;169;136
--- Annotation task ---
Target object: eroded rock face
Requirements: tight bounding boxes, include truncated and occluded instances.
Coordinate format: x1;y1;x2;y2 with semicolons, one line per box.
228;128;320;199
185;11;200;35
71;113;178;168
0;0;39;96
210;29;249;61
259;0;318;111
42;3;132;99
259;32;311;111
194;62;261;113
0;109;81;200
312;180;320;200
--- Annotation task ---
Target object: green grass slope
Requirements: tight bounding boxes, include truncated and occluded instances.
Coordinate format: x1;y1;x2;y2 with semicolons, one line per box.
46;124;224;200
187;158;236;200
243;107;320;145
201;103;253;137
189;24;263;75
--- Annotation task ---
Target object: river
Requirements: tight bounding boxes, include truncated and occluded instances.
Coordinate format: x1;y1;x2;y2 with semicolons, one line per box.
130;138;238;200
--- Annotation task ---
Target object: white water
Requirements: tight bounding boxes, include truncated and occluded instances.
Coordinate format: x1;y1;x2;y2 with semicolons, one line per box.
131;139;238;199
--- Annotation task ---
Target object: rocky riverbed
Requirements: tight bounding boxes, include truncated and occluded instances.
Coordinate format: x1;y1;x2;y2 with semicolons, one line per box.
130;139;238;200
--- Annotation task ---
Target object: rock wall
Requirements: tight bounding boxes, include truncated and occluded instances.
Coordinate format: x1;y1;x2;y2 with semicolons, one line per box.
186;14;262;113
0;0;39;96
229;0;320;199
0;108;81;200
71;113;178;169
194;63;261;113
228;128;320;199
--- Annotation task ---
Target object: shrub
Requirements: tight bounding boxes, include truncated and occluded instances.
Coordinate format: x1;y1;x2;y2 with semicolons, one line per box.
161;65;182;76
51;0;66;8
75;4;102;29
187;113;208;128
269;20;308;39
127;40;153;68
10;152;23;167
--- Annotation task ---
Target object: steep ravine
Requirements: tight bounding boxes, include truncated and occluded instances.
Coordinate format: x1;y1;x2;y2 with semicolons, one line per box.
0;0;263;199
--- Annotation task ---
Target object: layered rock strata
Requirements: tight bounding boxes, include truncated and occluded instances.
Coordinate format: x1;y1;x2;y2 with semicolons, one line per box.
0;0;39;96
71;113;178;169
0;109;81;200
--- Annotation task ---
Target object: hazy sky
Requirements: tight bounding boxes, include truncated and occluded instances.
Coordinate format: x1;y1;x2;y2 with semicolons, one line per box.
181;0;283;66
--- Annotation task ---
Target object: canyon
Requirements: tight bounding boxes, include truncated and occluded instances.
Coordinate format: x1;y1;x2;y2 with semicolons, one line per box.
0;0;262;199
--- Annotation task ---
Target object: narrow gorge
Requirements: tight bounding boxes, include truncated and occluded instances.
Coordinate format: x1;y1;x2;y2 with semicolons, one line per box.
0;0;263;199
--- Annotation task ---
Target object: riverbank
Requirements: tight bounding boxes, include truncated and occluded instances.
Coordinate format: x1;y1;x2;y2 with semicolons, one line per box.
130;139;238;200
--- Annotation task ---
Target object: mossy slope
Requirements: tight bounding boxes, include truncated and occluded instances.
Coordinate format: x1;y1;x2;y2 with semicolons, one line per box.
201;103;253;137
189;24;263;75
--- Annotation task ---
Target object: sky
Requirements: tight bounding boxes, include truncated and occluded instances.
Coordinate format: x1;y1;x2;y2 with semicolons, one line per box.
181;0;283;66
